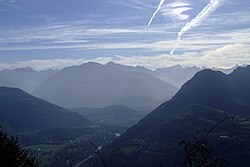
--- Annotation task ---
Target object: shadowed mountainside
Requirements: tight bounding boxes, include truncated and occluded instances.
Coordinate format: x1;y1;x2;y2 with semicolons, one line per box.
88;66;250;167
0;87;89;133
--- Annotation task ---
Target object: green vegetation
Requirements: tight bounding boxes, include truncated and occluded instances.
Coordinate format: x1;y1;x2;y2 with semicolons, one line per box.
25;144;64;167
239;119;250;129
0;129;39;167
120;146;139;156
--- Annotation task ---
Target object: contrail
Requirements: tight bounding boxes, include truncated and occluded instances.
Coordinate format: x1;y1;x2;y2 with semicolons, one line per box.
170;0;224;55
147;0;166;29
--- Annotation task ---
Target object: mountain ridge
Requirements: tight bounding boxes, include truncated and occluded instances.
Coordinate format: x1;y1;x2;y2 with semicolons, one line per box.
0;86;89;133
0;68;57;93
33;62;178;109
93;65;250;167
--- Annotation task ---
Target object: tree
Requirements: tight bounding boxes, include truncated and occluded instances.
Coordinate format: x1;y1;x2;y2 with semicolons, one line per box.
179;116;236;167
0;128;39;167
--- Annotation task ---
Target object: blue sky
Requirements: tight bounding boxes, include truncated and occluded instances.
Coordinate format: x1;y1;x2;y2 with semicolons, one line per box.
0;0;249;70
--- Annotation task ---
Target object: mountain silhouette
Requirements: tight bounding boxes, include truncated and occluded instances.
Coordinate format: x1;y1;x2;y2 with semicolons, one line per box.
97;66;250;167
0;87;89;133
154;65;201;88
0;68;57;93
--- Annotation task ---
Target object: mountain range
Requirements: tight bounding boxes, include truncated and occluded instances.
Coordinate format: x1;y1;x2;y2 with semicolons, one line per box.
90;65;250;167
0;63;248;167
0;63;240;110
154;65;201;88
0;67;57;93
33;62;178;109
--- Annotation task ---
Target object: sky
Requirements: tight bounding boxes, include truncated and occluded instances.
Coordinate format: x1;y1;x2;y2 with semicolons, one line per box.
0;0;249;70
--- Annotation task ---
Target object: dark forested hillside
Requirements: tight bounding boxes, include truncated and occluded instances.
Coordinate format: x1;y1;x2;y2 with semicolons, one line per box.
0;87;89;133
88;66;250;167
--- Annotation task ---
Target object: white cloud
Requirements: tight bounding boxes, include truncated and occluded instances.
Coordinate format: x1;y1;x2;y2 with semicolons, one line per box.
170;0;225;55
1;43;249;71
199;43;250;68
147;0;166;29
161;1;192;21
0;1;249;70
0;20;165;45
1;9;249;53
108;0;155;10
115;44;250;69
1;27;249;53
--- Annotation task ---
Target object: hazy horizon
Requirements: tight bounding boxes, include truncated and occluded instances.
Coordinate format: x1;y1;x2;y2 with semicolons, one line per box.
0;61;244;72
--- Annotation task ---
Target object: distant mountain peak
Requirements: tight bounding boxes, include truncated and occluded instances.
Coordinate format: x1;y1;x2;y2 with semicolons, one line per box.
83;61;102;66
2;67;34;72
34;62;177;108
231;65;250;75
155;65;183;71
194;68;226;78
106;61;117;66
171;64;183;69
